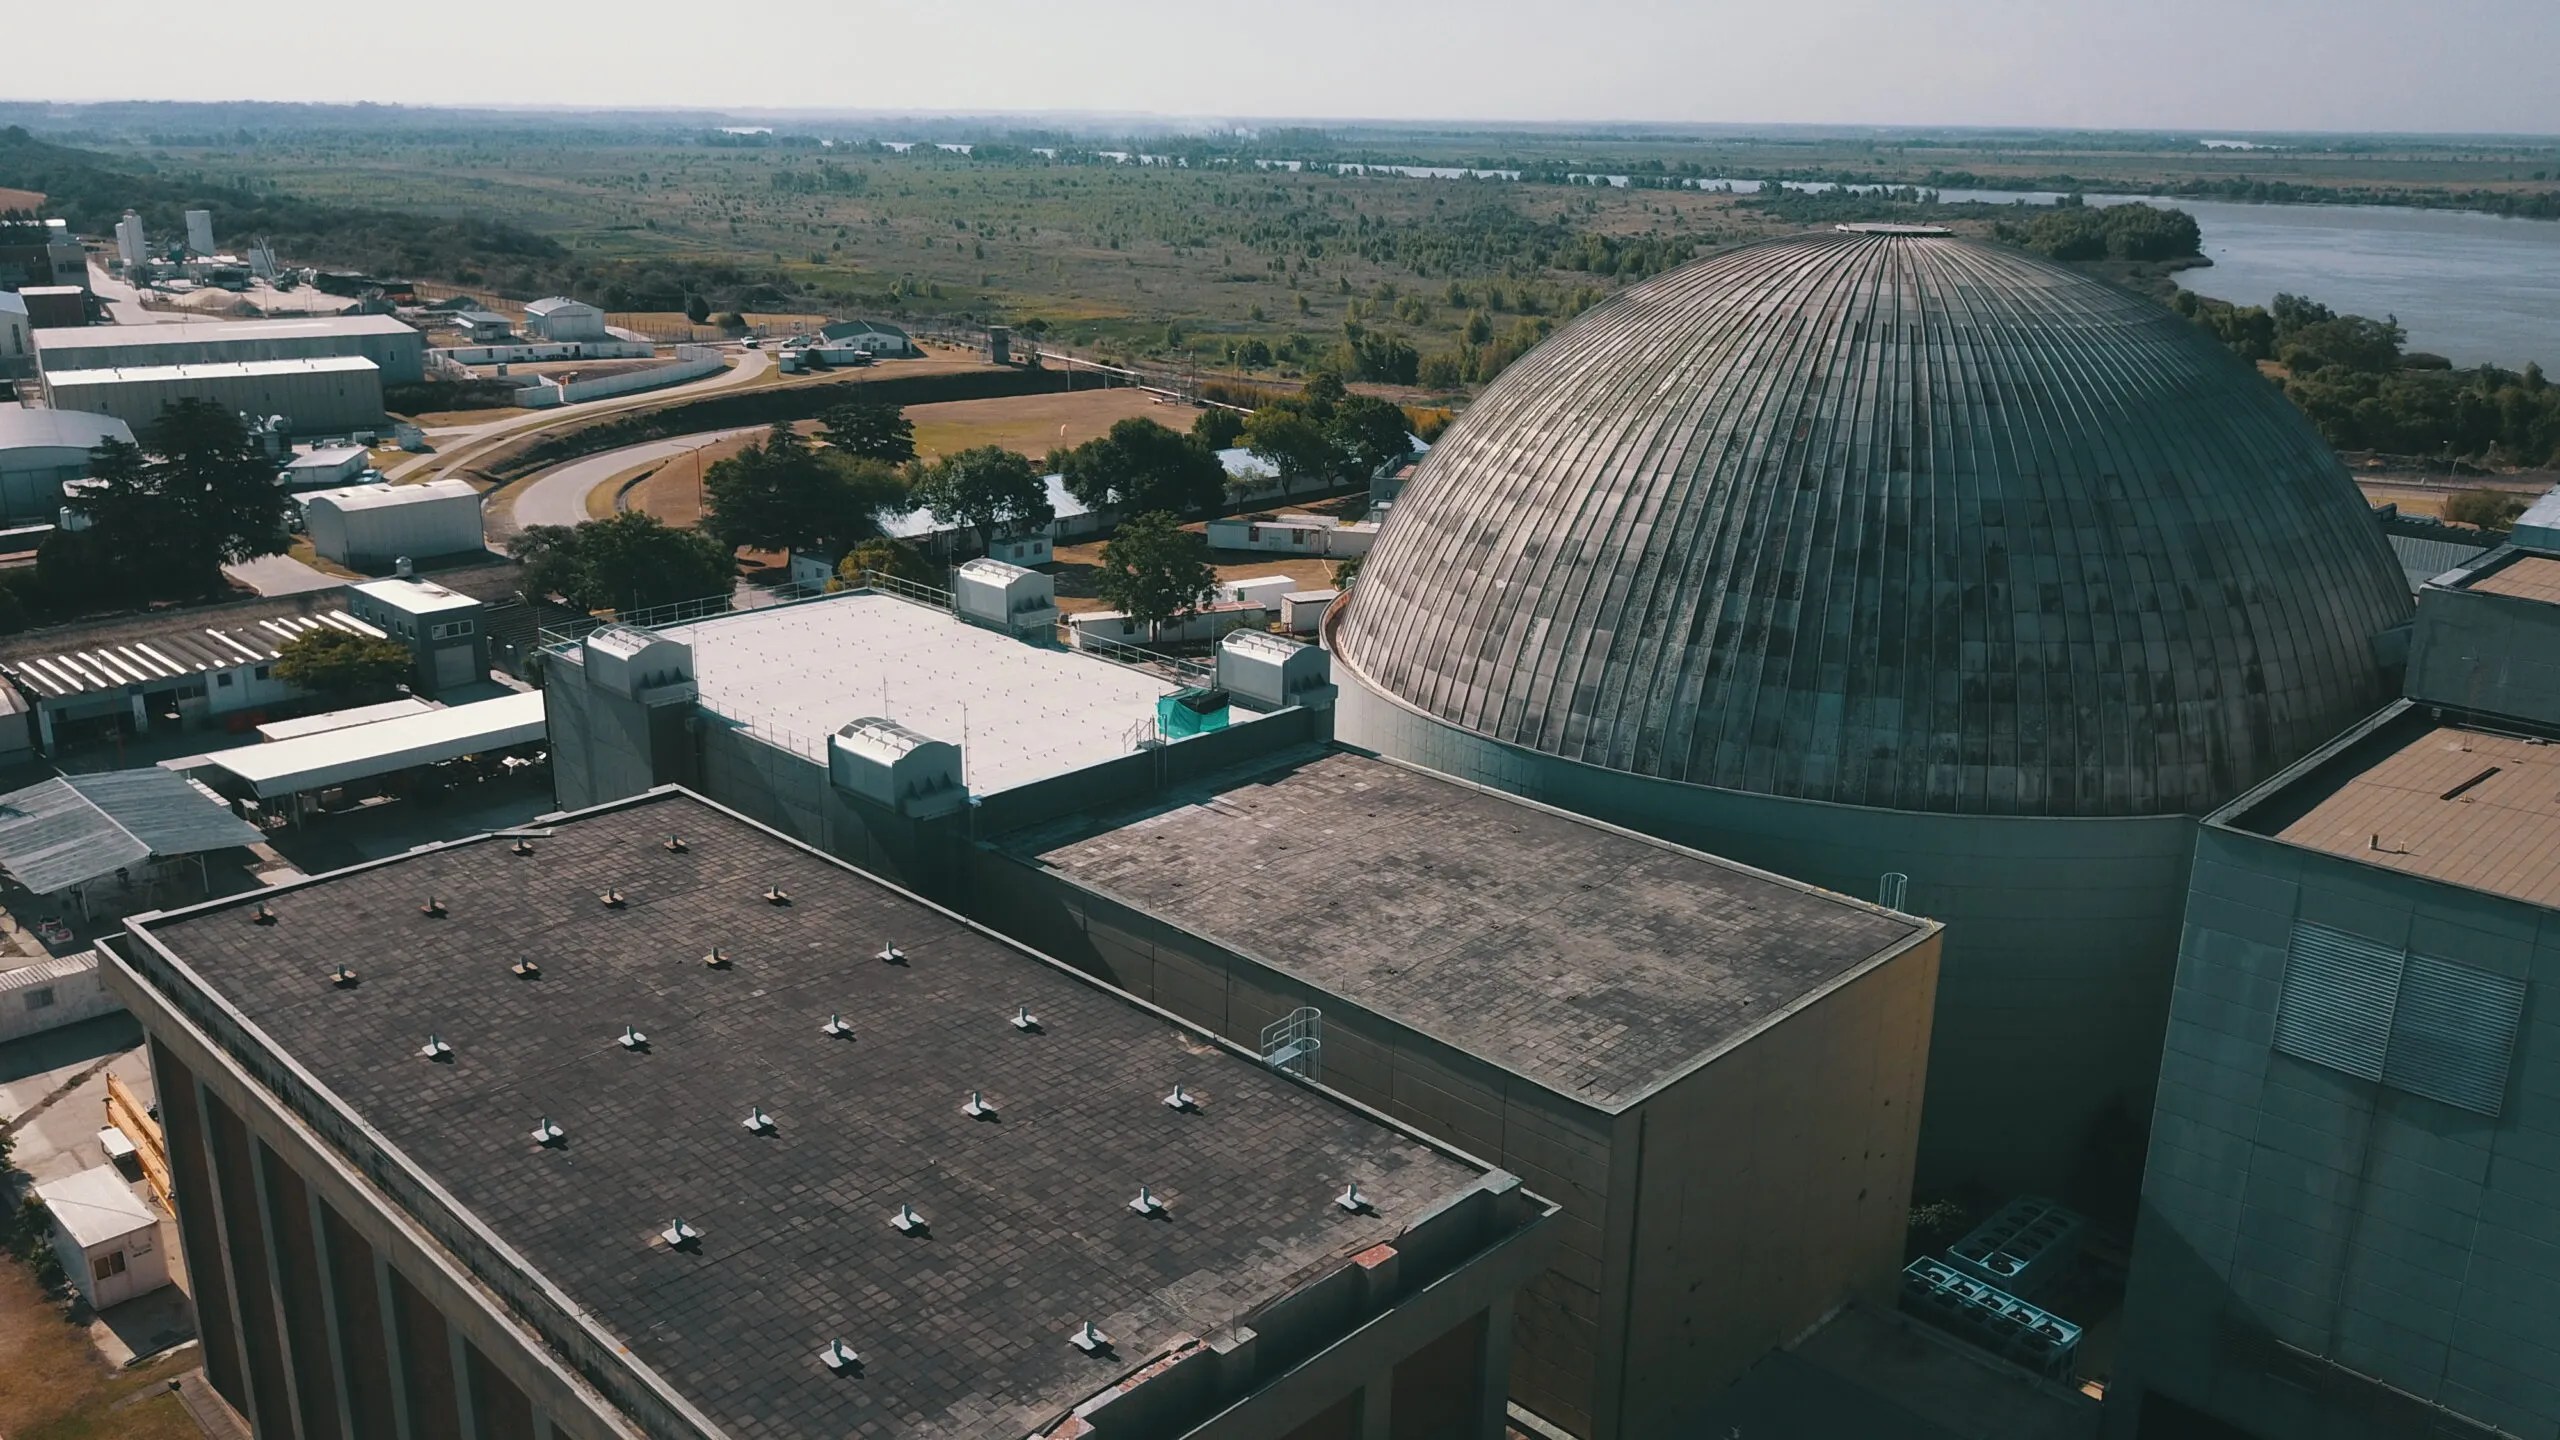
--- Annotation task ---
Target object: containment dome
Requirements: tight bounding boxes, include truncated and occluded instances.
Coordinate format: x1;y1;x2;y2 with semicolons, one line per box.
1335;230;2413;818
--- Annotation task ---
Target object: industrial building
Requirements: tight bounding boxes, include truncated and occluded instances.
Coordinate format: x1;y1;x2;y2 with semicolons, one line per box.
45;356;385;436
540;581;1947;1437
520;295;607;342
299;478;484;570
100;787;1557;1440
0;288;27;378
345;576;489;695
0;767;264;923
33;314;426;385
1326;230;2415;1197
0;594;390;752
277;443;371;490
0;406;130;523
15;284;90;329
985;745;1942;1437
35;1164;171;1311
2110;489;2560;1440
114;212;145;269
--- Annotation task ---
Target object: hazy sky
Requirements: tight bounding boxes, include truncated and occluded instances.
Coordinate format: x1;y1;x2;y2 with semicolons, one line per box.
24;0;2560;135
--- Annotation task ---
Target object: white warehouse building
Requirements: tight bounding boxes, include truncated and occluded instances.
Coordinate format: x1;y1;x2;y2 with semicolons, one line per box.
44;356;384;437
33;314;426;385
300;478;483;569
0;409;132;525
521;296;608;343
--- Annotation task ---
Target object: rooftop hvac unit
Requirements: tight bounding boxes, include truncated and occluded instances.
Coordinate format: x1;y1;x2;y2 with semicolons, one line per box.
829;718;967;817
952;557;1058;636
1216;630;1335;712
1900;1258;2081;1380
1944;1195;2087;1300
1158;687;1231;739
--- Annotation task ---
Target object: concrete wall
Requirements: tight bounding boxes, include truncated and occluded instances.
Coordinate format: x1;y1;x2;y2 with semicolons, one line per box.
47;365;386;437
0;952;120;1043
2406;578;2560;729
1612;934;1939;1438
2114;824;2560;1440
1336;663;2196;1201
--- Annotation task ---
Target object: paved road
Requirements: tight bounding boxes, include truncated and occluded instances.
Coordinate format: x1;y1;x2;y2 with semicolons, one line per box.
499;425;766;535
222;553;347;596
386;347;771;487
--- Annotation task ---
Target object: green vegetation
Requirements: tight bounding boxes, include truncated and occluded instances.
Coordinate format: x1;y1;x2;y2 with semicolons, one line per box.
702;422;909;554
1240;374;1418;488
2445;489;2531;532
0;125;560;283
2173;290;2560;464
1093;511;1217;630
4;399;294;629
910;446;1052;548
831;536;936;589
510;511;736;612
1054;417;1228;518
1995;200;2202;262
272;628;416;697
817;398;919;465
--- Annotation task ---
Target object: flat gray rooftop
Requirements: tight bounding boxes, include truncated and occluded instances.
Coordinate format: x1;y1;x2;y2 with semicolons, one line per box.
1007;747;1934;1109
126;790;1482;1438
660;591;1180;794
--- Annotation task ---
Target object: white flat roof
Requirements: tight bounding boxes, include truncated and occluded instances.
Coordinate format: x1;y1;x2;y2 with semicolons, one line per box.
659;592;1178;795
0;408;133;453
303;478;477;512
285;445;370;468
254;696;438;742
46;356;381;386
210;691;545;798
351;578;478;615
32;314;420;351
36;1165;157;1249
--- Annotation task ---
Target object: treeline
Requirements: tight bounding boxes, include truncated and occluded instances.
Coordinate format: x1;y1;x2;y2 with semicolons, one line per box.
2175;290;2560;464
0;126;563;280
1994;202;2203;262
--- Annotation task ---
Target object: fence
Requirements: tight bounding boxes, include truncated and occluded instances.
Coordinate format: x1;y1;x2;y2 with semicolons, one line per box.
515;345;725;408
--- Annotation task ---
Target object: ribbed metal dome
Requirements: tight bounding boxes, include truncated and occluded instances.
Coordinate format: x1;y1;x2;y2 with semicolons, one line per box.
1336;232;2414;818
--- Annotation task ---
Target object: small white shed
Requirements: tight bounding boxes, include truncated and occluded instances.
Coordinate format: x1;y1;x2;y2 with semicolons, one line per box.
953;558;1058;636
1281;589;1338;635
37;1165;169;1311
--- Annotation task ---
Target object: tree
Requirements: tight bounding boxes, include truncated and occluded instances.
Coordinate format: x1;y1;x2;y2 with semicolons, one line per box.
1240;410;1337;489
684;294;711;325
510;512;737;613
2445;488;2528;532
819;398;917;464
74;399;290;598
1331;554;1363;589
1328;395;1415;478
1056;417;1229;517
702;423;908;554
1094;512;1217;632
1191;406;1246;450
831;537;936;591
272;628;415;697
911;446;1053;549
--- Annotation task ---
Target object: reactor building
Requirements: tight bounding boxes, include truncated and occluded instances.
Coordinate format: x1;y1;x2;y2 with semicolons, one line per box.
1327;228;2416;1196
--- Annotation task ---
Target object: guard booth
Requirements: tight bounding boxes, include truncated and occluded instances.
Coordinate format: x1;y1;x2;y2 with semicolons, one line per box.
36;1166;169;1311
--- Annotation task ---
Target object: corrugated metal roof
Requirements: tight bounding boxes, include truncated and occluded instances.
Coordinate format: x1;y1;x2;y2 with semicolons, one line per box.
208;690;544;798
0;948;100;992
0;769;263;894
2389;532;2494;592
45;356;381;386
32;314;420;351
2;607;384;700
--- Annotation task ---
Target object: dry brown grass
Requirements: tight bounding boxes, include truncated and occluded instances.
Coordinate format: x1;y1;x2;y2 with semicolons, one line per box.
0;1262;202;1440
907;388;1183;461
1048;539;1340;616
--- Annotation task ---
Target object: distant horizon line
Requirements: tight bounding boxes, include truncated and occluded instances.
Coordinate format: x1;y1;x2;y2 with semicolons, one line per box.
4;98;2557;145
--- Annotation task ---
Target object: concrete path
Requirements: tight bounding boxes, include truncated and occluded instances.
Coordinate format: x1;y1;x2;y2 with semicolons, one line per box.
221;553;345;596
497;425;764;536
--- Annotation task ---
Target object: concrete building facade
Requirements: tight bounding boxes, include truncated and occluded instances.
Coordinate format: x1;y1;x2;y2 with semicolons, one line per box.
103;788;1558;1440
44;356;385;436
34;314;425;386
345;577;488;695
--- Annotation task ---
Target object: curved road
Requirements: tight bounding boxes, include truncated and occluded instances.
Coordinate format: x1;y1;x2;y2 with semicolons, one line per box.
500;426;767;534
387;347;772;488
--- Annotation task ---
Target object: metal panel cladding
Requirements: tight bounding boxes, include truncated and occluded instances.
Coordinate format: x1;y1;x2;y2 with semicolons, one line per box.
1335;233;2414;818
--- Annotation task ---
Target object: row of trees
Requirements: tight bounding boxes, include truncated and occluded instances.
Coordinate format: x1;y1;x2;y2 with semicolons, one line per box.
2174;289;2560;465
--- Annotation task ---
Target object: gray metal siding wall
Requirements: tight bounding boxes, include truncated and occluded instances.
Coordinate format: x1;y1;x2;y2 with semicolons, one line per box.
969;853;1616;1438
2118;826;2560;1440
1338;670;2197;1198
544;659;670;812
2405;586;2560;729
1613;934;1939;1439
